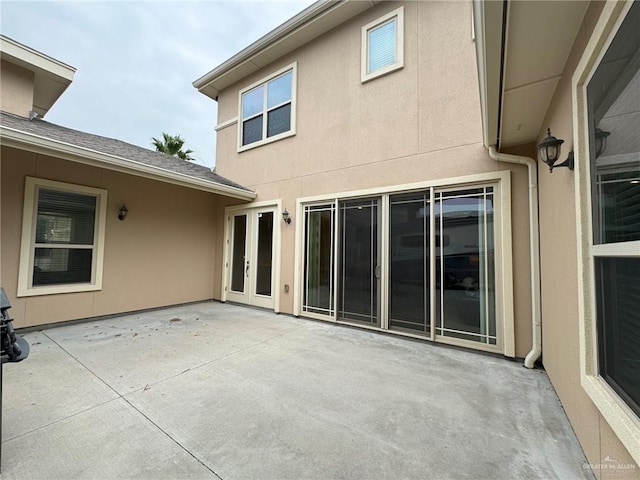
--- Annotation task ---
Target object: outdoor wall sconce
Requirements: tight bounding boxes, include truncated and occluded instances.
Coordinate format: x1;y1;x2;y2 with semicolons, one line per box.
118;204;128;221
594;127;611;157
537;128;574;172
282;209;291;224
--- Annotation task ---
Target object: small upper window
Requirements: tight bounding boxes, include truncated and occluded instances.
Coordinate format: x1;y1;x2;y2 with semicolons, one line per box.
18;177;107;297
361;6;404;83
239;63;296;151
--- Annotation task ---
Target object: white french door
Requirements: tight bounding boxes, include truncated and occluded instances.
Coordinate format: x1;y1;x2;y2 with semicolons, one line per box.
226;207;276;309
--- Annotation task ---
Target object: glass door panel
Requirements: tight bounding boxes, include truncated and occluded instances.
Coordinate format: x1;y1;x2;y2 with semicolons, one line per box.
389;193;430;334
255;212;274;296
338;198;381;326
230;214;247;293
303;204;335;316
226;208;276;309
435;188;496;345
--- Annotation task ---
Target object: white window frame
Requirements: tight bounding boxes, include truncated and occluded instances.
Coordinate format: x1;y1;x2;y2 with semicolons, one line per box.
17;177;108;297
361;6;405;83
237;63;297;153
573;0;640;464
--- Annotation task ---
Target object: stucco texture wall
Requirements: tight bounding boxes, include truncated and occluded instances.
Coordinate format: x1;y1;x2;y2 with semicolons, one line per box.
0;146;235;329
0;60;34;117
213;1;533;358
535;1;638;477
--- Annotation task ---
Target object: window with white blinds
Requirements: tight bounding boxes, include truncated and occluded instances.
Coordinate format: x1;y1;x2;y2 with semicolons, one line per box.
18;177;107;297
361;7;404;83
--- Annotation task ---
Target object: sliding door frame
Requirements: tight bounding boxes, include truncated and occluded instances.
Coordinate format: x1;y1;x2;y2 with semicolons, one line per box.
293;171;514;356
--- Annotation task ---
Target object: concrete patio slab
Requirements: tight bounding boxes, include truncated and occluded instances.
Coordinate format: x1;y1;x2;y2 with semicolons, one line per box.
1;301;593;480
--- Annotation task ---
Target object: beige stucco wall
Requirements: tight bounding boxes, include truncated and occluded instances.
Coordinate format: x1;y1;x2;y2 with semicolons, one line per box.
214;1;533;358
0;60;34;117
532;1;638;477
0;146;237;329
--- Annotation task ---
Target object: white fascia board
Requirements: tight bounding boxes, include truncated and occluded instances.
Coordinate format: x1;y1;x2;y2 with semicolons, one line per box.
472;0;505;149
0;126;256;201
193;1;337;90
0;35;76;82
193;0;374;100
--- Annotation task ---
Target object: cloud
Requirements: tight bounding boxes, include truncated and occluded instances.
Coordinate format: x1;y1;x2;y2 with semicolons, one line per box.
1;0;314;168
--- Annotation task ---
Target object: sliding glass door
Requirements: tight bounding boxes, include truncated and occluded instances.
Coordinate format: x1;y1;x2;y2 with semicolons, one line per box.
300;185;498;349
389;193;430;334
338;198;381;327
303;204;335;316
435;187;496;345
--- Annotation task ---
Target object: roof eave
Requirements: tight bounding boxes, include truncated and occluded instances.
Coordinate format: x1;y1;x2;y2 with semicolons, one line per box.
0;35;76;117
193;0;376;100
472;0;505;150
0;126;256;201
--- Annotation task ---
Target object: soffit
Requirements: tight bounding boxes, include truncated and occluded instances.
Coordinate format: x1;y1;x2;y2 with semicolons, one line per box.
194;0;377;100
499;1;589;148
0;35;76;117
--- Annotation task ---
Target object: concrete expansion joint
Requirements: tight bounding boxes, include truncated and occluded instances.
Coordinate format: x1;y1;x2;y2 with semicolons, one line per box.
42;331;223;478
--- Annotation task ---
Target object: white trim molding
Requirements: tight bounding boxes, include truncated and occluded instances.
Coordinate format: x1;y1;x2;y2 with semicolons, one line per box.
573;0;640;464
17;177;108;297
294;171;514;357
214;117;238;132
361;6;405;83
237;62;297;153
0;126;255;201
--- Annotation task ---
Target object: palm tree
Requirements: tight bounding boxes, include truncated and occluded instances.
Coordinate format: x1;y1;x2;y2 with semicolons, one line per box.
152;133;195;161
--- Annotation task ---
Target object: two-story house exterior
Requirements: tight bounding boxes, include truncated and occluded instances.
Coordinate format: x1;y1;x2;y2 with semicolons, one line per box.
195;0;530;360
194;0;639;475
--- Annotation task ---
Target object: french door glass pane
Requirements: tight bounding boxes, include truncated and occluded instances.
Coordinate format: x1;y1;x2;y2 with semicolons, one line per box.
231;215;247;293
338;199;379;325
435;188;496;344
255;212;273;296
389;193;429;333
304;205;335;315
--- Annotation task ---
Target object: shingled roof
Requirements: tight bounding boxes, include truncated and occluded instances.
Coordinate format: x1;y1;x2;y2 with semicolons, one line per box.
0;111;254;199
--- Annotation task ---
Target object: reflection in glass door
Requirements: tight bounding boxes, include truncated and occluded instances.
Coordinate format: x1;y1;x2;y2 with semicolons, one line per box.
338;198;381;326
299;185;498;350
227;208;275;309
435;188;496;345
303;204;335;316
389;193;430;334
230;214;247;294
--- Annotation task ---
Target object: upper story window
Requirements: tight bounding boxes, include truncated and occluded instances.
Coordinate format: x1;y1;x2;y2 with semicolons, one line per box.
361;6;404;83
17;177;107;297
238;63;297;152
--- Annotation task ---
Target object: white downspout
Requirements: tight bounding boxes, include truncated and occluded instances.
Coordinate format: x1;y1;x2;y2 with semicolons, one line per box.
488;146;542;368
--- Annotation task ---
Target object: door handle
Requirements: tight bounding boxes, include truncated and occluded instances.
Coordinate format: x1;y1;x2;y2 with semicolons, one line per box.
246;261;250;278
375;265;381;279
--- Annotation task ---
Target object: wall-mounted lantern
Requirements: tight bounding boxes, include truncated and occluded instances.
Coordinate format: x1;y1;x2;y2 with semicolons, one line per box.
118;204;129;221
537;128;574;172
282;209;291;225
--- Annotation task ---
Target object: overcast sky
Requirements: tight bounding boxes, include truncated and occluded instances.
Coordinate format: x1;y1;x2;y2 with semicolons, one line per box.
1;0;315;169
